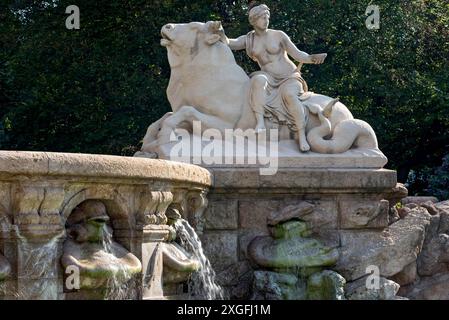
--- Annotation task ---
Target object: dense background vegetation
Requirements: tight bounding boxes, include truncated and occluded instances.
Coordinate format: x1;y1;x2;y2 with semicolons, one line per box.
0;1;448;196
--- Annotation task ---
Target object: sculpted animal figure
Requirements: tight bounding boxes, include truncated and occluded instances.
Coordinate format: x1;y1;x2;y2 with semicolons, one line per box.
306;101;378;153
140;21;375;155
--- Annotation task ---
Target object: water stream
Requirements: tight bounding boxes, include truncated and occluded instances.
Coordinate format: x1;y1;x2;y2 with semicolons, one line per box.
101;225;137;300
174;219;226;300
14;228;64;299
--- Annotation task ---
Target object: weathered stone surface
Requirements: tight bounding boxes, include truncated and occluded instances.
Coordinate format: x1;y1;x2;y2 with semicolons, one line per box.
417;210;449;276
421;201;441;216
390;262;417;286
239;230;269;261
204;200;238;230
229;268;253;300
0;253;10;281
339;198;389;229
251;271;306;300
239;200;277;231
248;221;339;269
267;202;314;226
269;221;310;240
0;151;212;186
215;260;252;287
306;270;346;300
238;199;340;260
435;200;449;213
169;146;389;170
346;276;400;300
389;207;401;225
336;208;430;280
401;272;449;300
0;151;212;300
402;196;439;205
201;232;238;271
283;199;339;247
382;183;408;207
211;168;396;191
215;261;253;299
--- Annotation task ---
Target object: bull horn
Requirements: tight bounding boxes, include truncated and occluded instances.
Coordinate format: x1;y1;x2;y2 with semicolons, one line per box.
210;21;223;31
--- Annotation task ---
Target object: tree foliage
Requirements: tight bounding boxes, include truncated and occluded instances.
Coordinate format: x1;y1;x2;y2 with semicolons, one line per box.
1;1;448;189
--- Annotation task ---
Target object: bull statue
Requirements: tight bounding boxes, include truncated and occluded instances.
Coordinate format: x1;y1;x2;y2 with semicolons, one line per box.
137;19;379;158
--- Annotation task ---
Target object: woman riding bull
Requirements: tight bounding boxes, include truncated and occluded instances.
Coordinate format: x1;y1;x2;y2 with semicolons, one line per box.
226;4;327;152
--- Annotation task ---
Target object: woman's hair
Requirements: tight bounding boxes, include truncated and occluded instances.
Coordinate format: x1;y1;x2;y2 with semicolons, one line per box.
248;4;270;27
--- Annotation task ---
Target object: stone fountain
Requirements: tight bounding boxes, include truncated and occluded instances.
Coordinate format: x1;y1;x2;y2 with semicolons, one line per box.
0;151;212;300
133;5;440;300
133;4;398;300
2;5;447;301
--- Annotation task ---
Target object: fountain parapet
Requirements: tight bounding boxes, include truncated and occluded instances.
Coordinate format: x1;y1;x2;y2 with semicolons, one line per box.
0;151;212;300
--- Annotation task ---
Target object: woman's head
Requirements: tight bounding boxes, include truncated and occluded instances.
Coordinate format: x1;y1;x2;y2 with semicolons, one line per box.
249;4;270;29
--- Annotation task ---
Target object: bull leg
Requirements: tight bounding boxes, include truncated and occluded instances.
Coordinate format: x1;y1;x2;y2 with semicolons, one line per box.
141;112;173;152
158;106;231;143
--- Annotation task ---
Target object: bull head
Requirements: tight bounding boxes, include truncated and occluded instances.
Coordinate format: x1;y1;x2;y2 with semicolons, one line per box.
160;21;229;68
205;21;227;45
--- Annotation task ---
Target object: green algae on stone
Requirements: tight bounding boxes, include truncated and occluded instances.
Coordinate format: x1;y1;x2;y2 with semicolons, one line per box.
252;271;307;300
249;235;339;268
306;270;346;300
270;220;312;239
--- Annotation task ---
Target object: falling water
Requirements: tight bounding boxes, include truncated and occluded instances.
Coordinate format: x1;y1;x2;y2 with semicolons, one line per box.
14;227;64;300
101;225;137;300
174;219;226;300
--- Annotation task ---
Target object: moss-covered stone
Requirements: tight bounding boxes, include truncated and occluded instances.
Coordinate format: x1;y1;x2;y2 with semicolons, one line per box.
307;270;346;300
270;221;312;239
252;271;307;300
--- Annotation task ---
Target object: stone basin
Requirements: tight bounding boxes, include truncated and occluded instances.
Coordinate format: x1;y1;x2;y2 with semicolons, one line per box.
0;151;212;300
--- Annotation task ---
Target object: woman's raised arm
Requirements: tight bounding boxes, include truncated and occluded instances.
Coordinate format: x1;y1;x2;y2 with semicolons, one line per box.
227;35;247;51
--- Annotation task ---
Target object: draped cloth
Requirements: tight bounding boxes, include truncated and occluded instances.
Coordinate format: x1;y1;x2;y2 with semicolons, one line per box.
246;31;311;132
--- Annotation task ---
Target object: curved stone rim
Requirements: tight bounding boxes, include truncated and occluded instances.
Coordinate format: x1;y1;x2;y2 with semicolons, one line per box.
0;151;212;186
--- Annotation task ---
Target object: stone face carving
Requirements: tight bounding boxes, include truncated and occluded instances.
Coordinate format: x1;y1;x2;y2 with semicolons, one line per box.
61;200;142;291
138;6;382;159
248;219;339;269
162;242;200;284
248;202;345;300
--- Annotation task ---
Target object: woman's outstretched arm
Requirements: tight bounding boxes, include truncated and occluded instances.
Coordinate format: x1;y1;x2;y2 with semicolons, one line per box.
226;35;247;51
280;31;326;64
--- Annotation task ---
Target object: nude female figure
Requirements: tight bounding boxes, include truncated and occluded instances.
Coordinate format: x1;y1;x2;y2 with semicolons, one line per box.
226;4;327;152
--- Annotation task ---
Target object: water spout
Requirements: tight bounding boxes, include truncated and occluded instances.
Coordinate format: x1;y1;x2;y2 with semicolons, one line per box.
174;219;226;300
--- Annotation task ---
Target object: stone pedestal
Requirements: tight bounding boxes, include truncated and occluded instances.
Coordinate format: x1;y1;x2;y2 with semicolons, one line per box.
200;166;397;298
141;225;170;300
